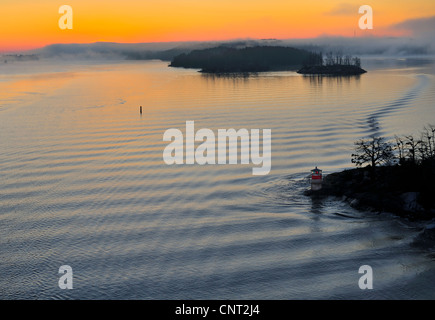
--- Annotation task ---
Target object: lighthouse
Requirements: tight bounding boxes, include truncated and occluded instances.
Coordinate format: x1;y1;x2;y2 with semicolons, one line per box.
311;166;323;191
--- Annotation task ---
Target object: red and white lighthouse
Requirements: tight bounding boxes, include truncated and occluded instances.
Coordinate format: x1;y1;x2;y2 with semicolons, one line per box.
311;166;323;191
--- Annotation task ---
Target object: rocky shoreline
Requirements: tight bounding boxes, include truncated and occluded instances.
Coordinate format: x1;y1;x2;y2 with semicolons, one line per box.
304;165;435;221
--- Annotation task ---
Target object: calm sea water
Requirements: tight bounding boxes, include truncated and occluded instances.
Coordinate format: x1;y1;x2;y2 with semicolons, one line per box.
1;57;435;299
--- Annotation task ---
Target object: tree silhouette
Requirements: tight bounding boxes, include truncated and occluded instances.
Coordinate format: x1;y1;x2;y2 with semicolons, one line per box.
403;135;422;164
351;136;394;168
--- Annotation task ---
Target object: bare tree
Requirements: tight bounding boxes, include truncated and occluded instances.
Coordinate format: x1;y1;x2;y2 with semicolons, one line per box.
395;135;405;164
325;52;334;66
352;57;361;68
351;136;395;168
344;55;352;65
403;135;422;164
335;52;343;65
422;125;435;158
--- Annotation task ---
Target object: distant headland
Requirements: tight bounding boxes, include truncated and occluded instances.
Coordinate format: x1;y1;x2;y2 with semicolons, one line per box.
169;46;366;75
1;54;39;63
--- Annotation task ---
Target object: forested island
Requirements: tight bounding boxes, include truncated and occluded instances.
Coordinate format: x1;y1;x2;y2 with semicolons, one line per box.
169;46;311;72
169;46;366;75
306;126;435;220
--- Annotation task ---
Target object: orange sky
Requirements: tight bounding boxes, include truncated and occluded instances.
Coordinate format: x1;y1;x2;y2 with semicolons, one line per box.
1;0;435;52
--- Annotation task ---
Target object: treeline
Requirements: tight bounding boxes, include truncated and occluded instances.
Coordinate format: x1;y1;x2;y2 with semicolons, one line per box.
351;125;435;168
170;46;313;72
305;52;361;67
394;126;435;165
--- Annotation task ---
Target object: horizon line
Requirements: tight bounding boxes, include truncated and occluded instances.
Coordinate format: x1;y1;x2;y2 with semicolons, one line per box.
0;34;418;54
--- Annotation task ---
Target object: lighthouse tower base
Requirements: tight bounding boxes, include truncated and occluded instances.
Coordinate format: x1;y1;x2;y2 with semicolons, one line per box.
311;182;322;191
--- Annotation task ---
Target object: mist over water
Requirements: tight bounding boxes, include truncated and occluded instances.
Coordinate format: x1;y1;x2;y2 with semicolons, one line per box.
1;57;435;299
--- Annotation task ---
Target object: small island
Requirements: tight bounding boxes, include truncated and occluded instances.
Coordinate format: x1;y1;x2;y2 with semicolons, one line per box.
297;52;366;75
306;128;435;221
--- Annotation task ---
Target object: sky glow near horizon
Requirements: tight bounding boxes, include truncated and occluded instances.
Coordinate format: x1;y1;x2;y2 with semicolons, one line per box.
1;0;435;52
